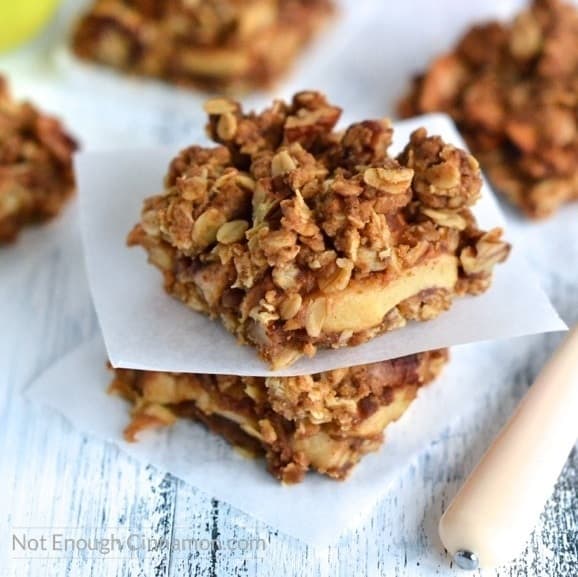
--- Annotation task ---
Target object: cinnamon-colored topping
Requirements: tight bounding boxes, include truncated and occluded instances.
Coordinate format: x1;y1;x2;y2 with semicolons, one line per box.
71;0;335;93
129;92;509;368
0;76;77;243
109;349;449;482
399;0;578;218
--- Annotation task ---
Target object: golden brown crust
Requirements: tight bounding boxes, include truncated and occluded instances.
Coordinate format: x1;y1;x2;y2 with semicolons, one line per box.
0;76;78;243
129;92;509;368
71;0;335;93
109;349;449;482
399;0;578;219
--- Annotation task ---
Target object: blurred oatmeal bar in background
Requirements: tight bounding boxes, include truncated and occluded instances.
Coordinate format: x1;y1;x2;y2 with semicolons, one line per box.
128;91;510;369
109;349;448;483
0;76;77;244
399;0;578;219
71;0;335;93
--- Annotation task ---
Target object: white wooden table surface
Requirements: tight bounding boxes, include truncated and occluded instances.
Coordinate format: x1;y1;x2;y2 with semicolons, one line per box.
0;2;577;576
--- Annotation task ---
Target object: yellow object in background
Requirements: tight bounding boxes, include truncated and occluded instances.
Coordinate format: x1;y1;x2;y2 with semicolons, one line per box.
0;0;61;53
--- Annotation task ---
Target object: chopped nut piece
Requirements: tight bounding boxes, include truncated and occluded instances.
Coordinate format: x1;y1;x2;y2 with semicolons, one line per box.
216;112;238;140
305;297;327;337
236;173;256;191
130;92;509;368
147;246;174;271
460;228;511;275
271;150;297;176
192;207;226;248
272;262;300;290
421;208;467;230
510;11;542;61
279;293;303;320
331;178;363;197
363;167;414;194
424;161;461;190
216;219;249;244
318;258;354;293
204;98;238;115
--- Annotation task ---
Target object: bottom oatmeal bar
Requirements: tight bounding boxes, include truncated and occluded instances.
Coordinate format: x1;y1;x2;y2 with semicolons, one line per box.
109;350;448;483
0;76;77;243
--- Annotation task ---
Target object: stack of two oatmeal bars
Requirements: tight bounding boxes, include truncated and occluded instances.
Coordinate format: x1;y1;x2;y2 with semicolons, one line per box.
111;92;510;483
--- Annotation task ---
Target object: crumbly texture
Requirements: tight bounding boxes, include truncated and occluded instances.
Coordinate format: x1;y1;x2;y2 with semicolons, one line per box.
71;0;334;93
399;0;578;218
0;77;77;244
129;92;509;368
109;349;448;482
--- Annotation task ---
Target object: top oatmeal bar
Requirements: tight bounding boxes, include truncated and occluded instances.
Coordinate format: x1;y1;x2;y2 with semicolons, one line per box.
399;0;578;218
128;91;510;369
71;0;334;93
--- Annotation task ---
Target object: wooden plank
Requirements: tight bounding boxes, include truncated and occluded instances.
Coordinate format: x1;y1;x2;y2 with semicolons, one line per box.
0;227;177;577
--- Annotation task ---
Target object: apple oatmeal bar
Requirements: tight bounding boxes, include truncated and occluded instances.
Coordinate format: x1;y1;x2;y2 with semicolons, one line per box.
129;92;509;368
0;76;77;243
109;349;448;482
71;0;334;93
399;0;578;218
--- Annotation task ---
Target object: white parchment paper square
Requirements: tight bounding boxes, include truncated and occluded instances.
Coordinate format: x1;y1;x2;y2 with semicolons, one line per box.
26;333;534;546
76;114;565;377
